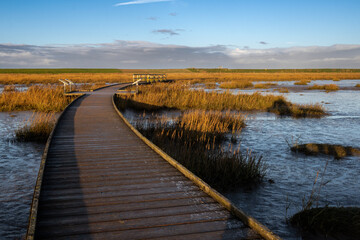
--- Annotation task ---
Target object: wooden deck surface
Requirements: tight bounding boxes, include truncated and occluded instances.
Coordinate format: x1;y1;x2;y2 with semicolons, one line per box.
34;84;263;239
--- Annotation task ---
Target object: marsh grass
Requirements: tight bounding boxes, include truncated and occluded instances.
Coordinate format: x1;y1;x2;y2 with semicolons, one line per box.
219;81;253;89
308;84;339;91
116;82;326;118
0;85;74;112
267;100;325;118
3;85;18;92
274;88;289;93
290;207;360;240
294;80;311;85
291;143;360;159
2;70;360;84
15;112;56;142
128;109;265;190
254;82;277;89
356;83;360;88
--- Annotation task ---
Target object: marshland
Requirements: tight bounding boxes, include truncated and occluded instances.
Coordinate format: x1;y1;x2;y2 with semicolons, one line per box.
1;69;360;239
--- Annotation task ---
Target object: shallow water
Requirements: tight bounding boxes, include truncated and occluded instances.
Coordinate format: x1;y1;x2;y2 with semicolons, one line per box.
210;80;360;239
0;112;43;239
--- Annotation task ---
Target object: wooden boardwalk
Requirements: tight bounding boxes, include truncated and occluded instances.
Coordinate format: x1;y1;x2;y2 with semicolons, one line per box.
29;84;267;239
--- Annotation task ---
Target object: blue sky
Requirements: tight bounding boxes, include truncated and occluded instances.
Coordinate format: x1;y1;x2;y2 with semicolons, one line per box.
1;0;360;68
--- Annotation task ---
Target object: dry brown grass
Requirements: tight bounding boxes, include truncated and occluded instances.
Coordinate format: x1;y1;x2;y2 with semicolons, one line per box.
219;81;253;89
356;84;360;88
118;82;326;118
0;73;132;85
291;143;360;159
275;88;289;93
180;110;245;135
254;82;277;89
294;80;311;85
0;85;74;112
2;71;360;85
124;108;265;190
308;84;339;91
15;112;56;142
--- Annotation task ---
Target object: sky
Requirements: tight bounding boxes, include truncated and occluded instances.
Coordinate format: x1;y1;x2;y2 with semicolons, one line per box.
1;0;360;68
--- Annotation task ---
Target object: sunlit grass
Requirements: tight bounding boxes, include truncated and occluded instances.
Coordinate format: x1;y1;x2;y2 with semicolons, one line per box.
1;70;360;84
254;82;277;89
124;109;265;190
219;81;253;89
308;84;339;91
15;112;56;142
291;143;360;159
294;80;311;85
0;85;74;112
117;82;326;118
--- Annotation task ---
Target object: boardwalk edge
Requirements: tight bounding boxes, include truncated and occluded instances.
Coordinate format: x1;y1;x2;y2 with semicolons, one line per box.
112;93;282;240
25;94;85;240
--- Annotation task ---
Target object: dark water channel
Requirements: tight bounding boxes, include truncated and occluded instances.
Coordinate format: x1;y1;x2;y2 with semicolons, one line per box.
0;112;43;239
124;80;360;239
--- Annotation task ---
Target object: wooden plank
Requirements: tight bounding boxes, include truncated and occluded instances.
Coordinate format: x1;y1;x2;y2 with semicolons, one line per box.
38;197;217;218
36;211;235;238
38;219;251;240
39;190;207;209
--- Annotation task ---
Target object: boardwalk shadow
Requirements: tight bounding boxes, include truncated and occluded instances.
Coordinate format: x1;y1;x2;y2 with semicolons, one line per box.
35;96;92;239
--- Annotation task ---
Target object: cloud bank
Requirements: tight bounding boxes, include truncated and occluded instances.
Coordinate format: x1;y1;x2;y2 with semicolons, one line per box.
1;41;360;69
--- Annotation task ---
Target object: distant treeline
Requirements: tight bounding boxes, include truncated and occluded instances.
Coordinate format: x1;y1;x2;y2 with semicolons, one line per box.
0;69;123;74
187;68;360;73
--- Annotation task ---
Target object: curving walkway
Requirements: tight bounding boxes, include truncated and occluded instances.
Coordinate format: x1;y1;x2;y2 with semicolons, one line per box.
30;84;264;239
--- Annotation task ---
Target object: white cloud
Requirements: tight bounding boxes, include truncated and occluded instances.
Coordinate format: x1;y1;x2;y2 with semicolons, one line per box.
114;0;172;6
0;42;359;69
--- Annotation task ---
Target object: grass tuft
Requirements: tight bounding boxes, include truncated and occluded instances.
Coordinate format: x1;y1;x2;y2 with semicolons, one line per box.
219;81;253;89
290;207;360;240
15;112;56;142
308;84;339;91
291;143;360;159
254;82;277;89
125;109;265;190
294;80;311;85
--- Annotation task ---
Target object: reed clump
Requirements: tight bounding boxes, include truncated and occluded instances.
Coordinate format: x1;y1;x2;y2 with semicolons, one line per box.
308;84;339;91
254;82;277;89
0;85;74;112
268;100;325;118
3;85;18;92
291;143;360;159
117;82;326;118
15;112;56;142
219;81;253;89
290;207;360;240
128;109;265;190
275;88;289;93
294;80;311;85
